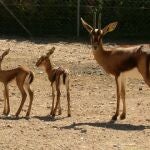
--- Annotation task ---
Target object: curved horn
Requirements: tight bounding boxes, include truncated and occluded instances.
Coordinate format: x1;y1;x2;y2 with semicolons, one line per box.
81;17;93;33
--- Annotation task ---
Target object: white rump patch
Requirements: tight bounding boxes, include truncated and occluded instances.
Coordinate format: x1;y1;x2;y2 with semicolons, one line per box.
24;74;31;91
65;75;69;90
59;74;64;87
24;74;31;84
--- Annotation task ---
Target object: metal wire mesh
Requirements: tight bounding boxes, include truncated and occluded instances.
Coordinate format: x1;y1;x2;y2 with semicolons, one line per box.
0;0;149;39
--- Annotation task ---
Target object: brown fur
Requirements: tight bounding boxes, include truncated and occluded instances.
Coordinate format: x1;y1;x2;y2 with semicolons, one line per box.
81;18;150;120
36;47;71;117
0;49;34;117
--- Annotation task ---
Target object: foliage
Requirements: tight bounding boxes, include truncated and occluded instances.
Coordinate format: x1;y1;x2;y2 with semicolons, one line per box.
0;0;149;38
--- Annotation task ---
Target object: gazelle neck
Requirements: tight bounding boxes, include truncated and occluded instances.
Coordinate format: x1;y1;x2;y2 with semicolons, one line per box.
92;39;105;52
92;39;108;66
44;59;54;75
99;39;105;51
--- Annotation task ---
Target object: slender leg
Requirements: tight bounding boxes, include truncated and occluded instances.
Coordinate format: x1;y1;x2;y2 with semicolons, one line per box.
58;86;62;115
67;90;71;117
4;84;10;115
3;89;7;115
25;84;34;117
57;81;61;115
58;101;62;115
15;80;27;117
52;89;61;117
112;75;121;120
50;84;55;116
66;80;71;117
120;76;126;120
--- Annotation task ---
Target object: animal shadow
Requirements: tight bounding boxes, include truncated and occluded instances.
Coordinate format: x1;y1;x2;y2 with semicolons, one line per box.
61;120;150;131
33;115;67;122
0;115;29;120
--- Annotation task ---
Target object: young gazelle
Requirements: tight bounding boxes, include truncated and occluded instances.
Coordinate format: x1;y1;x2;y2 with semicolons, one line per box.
36;47;71;117
0;49;34;117
81;18;149;120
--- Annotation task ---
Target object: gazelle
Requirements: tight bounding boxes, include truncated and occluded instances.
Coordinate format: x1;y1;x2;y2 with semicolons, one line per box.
36;47;71;117
81;17;149;120
0;49;34;117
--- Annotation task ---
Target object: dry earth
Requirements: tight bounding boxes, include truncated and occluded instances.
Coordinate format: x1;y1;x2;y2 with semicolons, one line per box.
0;37;149;150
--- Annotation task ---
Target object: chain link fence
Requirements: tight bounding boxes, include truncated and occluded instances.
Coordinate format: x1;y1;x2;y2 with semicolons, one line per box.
80;0;150;39
0;0;150;39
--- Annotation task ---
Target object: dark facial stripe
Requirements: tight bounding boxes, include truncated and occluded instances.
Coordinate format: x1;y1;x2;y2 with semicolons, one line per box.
91;30;101;45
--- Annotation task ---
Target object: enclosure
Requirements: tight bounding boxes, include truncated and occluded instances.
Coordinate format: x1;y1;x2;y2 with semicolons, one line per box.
0;0;150;38
0;0;150;150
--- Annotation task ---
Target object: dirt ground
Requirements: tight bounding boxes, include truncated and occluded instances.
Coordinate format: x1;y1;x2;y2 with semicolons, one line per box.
0;37;149;150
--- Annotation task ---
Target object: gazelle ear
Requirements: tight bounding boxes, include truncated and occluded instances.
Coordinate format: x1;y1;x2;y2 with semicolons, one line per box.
81;17;93;33
47;47;55;57
102;22;118;35
1;48;10;59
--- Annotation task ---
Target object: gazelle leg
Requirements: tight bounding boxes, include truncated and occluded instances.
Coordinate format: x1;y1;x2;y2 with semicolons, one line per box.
50;84;55;116
25;84;34;117
3;89;7;115
112;76;121;120
66;80;71;117
3;84;10;115
120;76;126;120
67;90;71;117
52;89;61;117
15;80;27;117
58;101;62;115
4;84;10;115
57;83;61;115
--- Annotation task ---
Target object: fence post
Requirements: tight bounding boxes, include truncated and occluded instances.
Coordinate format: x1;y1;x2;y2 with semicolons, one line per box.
93;11;97;29
98;4;102;29
77;0;80;37
98;13;101;29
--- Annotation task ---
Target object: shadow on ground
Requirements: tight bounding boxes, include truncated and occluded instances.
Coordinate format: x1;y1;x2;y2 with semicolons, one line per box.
0;115;29;120
61;120;150;131
0;114;68;121
33;115;68;122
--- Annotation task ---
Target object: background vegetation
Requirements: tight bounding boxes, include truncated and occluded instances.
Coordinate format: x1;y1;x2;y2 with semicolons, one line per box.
0;0;150;39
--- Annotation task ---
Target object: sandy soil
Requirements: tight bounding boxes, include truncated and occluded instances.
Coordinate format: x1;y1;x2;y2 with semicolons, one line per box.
0;37;149;150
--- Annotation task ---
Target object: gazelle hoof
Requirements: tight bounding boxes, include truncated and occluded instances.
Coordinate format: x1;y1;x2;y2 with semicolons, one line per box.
25;116;30;120
15;115;19;119
3;112;7;116
58;111;62;115
25;114;30;119
26;113;30;117
68;114;71;117
50;111;54;116
5;113;9;116
15;113;19;118
52;114;55;118
112;114;118;121
120;113;126;120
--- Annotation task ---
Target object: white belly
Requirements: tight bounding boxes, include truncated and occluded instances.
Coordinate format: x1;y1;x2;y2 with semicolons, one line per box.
115;46;141;51
122;68;142;79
